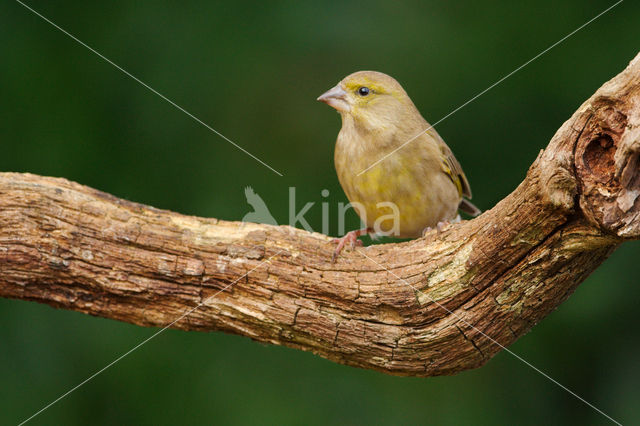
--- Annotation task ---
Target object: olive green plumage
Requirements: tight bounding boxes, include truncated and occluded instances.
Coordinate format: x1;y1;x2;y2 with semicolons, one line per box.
318;71;480;238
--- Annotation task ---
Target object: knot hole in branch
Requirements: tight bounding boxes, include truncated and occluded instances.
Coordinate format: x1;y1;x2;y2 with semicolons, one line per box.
582;134;617;185
573;104;640;237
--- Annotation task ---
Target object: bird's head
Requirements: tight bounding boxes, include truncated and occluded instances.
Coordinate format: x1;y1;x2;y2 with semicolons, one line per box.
317;71;415;129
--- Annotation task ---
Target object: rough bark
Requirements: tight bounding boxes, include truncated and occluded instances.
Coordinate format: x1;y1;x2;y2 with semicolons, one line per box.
2;53;640;377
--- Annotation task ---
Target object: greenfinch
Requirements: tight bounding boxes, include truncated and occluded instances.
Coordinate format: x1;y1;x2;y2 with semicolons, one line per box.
318;71;480;259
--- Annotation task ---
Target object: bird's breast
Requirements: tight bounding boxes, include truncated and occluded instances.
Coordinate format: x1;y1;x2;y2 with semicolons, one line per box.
334;129;460;237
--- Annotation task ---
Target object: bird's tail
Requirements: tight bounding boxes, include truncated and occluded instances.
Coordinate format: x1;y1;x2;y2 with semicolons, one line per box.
459;198;481;217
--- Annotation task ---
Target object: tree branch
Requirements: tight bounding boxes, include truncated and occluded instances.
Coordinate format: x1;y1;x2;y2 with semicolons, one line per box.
2;53;640;377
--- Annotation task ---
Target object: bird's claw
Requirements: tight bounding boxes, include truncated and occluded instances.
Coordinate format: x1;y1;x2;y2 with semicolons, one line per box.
422;219;456;237
331;230;364;263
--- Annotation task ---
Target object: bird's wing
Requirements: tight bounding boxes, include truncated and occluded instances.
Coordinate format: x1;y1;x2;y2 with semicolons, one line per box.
436;138;472;199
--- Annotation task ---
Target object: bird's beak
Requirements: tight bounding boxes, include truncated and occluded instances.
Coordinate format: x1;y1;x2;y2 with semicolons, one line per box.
317;85;350;113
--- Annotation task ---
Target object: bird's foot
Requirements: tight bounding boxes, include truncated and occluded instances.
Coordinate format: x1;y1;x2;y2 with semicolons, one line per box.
422;215;462;236
331;228;369;263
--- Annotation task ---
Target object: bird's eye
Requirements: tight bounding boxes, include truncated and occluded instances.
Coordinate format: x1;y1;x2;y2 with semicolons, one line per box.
358;87;370;96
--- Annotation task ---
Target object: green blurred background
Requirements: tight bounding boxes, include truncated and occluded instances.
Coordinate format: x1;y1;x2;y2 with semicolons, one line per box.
1;0;639;424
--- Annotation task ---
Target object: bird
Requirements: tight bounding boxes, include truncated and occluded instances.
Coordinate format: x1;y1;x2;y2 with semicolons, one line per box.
317;71;480;261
